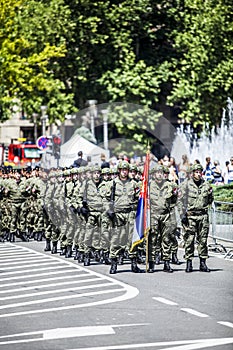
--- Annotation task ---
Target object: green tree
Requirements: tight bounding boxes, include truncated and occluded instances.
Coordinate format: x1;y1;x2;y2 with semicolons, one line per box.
163;0;233;127
0;0;76;122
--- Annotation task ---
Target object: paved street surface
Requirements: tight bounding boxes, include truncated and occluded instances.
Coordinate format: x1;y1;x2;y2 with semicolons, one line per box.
0;240;233;350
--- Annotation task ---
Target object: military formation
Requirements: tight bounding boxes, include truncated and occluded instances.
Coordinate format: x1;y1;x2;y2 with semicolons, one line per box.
0;160;214;274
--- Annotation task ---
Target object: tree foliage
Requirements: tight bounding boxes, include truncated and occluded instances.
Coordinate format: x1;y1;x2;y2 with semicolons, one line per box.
0;0;76;122
0;0;232;153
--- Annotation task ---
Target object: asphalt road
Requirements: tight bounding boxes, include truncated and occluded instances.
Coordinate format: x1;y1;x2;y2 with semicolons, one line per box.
0;240;233;350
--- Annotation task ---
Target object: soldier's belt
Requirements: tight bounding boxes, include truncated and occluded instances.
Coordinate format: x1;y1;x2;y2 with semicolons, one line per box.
187;210;208;216
115;208;132;214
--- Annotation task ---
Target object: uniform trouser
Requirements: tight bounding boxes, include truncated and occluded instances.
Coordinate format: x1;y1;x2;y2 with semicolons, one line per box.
0;199;11;233
84;211;101;254
183;213;209;260
169;208;179;254
44;207;60;242
65;208;76;246
9;201;25;234
73;214;85;251
148;213;175;261
109;212;133;259
100;212;112;253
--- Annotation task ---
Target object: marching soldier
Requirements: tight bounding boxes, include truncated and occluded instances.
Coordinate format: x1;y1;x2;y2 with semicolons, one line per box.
148;164;179;273
179;163;214;272
107;161;141;274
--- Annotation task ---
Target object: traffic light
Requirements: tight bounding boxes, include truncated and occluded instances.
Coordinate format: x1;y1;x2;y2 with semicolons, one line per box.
52;134;62;159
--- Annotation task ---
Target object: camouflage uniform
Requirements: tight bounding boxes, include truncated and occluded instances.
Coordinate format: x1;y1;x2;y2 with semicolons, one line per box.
76;165;103;266
148;164;178;273
179;163;214;272
108;161;141;274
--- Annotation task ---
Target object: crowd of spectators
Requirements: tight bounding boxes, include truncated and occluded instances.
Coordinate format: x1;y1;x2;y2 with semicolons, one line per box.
73;151;233;185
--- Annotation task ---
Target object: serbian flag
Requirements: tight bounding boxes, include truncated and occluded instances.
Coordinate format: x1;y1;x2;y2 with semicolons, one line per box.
130;150;150;252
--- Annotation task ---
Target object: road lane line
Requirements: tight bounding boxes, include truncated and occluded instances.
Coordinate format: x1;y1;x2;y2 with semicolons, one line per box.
152;297;178;305
0;266;80;286
0;264;68;278
0;273;94;292
0;283;120;309
218;321;233;329
0;257;53;265
0;253;39;259
0;277;107;300
181;308;209;318
66;337;233;350
0;259;62;270
0;288;128;318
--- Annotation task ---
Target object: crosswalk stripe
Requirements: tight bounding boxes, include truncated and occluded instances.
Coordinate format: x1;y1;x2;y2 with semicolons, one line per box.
0;272;91;290
0;265;73;280
0;277;103;299
0;285;122;310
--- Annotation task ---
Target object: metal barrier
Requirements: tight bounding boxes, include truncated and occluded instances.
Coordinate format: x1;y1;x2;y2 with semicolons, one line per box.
209;201;233;258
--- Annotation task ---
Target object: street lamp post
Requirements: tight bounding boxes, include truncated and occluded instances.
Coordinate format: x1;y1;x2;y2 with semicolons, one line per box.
87;100;97;139
32;113;38;143
101;109;109;150
40;105;48;136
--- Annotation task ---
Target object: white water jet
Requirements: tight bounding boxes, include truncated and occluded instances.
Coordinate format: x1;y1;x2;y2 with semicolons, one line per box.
171;97;233;168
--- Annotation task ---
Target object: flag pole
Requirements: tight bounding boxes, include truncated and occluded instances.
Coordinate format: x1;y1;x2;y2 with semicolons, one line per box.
145;142;150;273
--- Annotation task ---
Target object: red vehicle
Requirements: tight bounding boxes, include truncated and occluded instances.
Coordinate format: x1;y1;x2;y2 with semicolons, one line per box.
3;142;42;167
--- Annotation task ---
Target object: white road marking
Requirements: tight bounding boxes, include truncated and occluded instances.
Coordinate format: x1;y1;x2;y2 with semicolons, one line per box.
0;243;139;318
0;274;95;293
0;259;61;270
0;257;53;266
0;266;77;286
218;321;233;329
0;282;117;310
65;338;233;350
181;308;209;318
0;278;113;300
0;264;69;279
152;297;178;305
0;253;38;259
0;324;147;345
0;288;136;318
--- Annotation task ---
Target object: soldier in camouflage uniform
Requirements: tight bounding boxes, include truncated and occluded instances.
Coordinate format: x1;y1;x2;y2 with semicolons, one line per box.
5;170;28;242
43;170;60;253
98;168;112;264
148;164;178;273
107;161;141;274
70;167;85;261
179;163;214;272
0;169;11;240
76;165;103;266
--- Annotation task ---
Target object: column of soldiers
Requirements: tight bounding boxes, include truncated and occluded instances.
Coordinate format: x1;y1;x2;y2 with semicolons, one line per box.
0;161;214;274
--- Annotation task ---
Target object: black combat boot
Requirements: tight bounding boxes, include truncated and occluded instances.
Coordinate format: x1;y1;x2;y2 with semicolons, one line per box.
36;232;43;241
131;257;142;273
147;261;155;273
65;245;73;258
118;253;124;265
44;239;51;251
199;258;210;272
78;252;84;263
74;248;80;260
171;252;180;265
103;252;111;265
60;247;67;256
185;259;193;272
163;260;173;273
94;250;101;262
19;232;29;242
155;252;161;265
84;253;90;266
51;241;57;254
109;258;117;274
